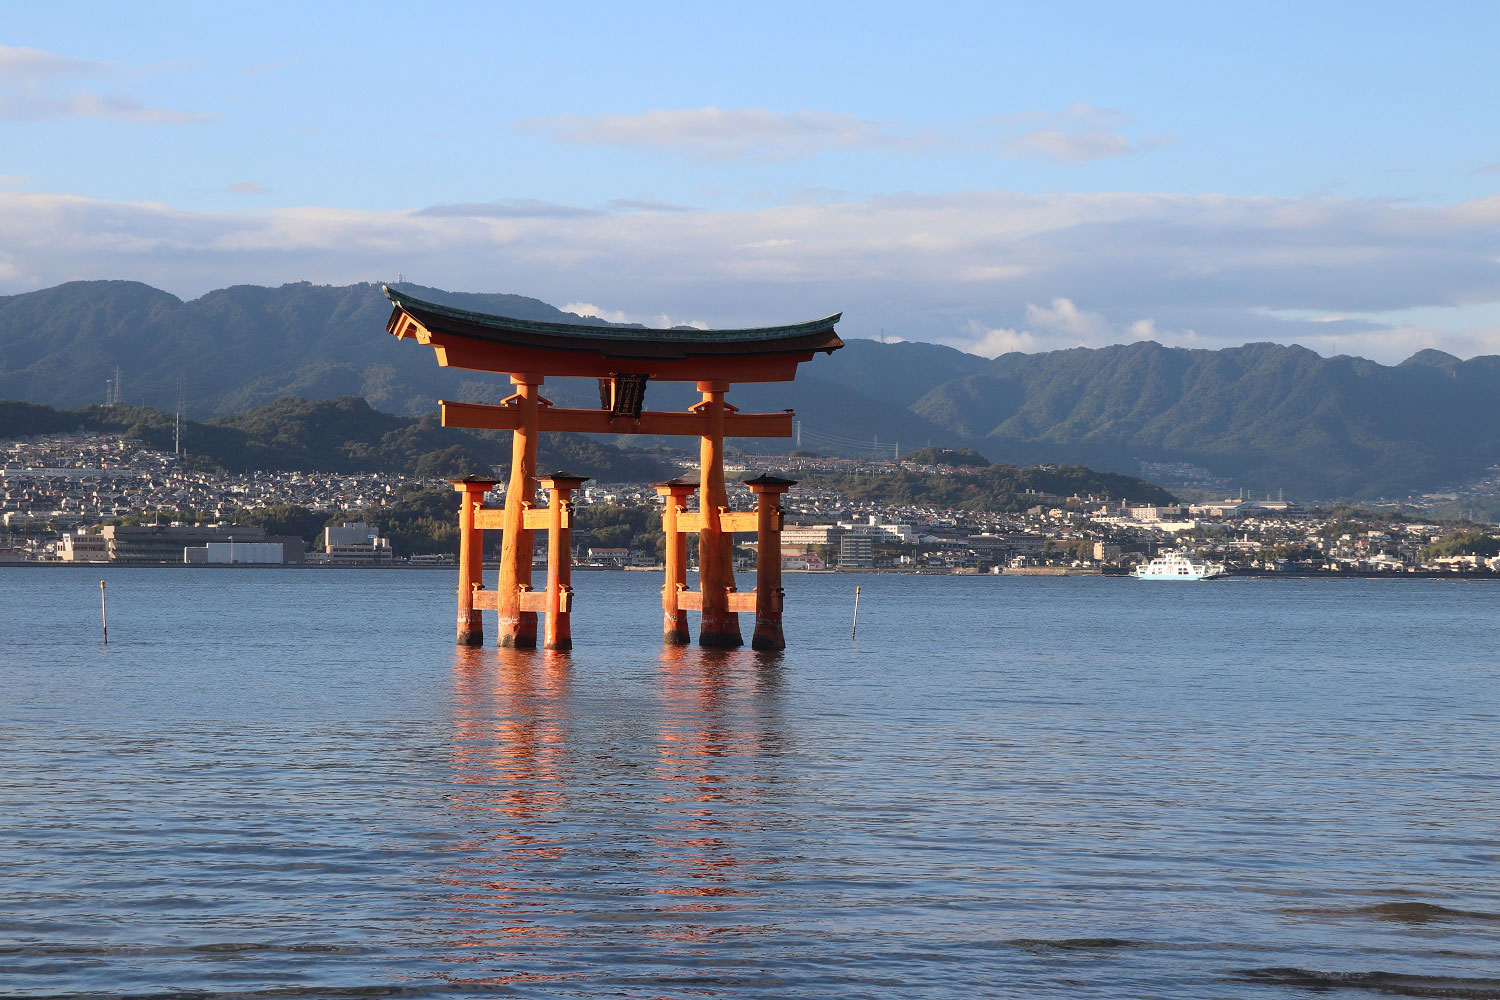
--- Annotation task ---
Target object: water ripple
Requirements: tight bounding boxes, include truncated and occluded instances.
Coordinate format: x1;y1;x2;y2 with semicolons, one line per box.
3;569;1499;997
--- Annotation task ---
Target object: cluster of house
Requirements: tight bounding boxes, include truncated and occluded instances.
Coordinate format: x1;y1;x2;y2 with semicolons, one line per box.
1;433;412;533
4;432;1497;574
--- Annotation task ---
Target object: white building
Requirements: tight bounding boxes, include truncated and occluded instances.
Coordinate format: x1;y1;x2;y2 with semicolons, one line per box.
185;541;286;565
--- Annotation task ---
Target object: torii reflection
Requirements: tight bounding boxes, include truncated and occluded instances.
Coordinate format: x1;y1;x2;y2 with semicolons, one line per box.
650;645;788;913
440;646;575;988
437;644;788;985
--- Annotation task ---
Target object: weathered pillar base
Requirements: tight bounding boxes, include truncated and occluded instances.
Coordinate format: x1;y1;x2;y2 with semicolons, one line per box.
663;610;691;645
498;613;538;650
699;611;743;648
751;617;785;651
456;609;484;647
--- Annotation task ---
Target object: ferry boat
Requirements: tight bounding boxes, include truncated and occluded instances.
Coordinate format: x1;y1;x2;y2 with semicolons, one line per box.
1133;550;1228;580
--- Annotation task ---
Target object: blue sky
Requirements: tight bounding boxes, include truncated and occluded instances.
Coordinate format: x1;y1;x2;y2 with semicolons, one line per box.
4;1;1500;361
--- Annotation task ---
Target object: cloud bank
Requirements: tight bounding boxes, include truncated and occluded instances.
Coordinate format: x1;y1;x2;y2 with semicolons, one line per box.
2;187;1498;364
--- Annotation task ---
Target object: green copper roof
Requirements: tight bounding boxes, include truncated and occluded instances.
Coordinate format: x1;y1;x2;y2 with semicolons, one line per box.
384;286;841;345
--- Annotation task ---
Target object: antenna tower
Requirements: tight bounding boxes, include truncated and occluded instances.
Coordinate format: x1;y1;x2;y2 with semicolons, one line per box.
174;377;185;456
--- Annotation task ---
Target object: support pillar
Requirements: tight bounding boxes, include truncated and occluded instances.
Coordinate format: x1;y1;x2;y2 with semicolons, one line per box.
695;380;742;647
653;478;697;644
451;476;498;646
744;474;796;651
497;374;543;648
538;473;588;651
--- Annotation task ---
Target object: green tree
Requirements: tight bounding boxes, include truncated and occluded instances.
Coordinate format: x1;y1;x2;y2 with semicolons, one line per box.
1424;529;1500;559
232;505;330;549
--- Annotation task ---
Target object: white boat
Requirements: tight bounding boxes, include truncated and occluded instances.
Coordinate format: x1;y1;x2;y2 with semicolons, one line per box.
1133;550;1228;580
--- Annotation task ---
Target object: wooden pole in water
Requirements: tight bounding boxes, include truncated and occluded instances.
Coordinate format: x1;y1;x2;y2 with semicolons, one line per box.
100;580;107;645
851;584;860;640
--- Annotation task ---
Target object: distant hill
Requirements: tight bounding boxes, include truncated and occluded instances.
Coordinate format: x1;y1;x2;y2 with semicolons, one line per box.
5;279;1500;497
0;280;619;418
912;340;1500;498
0;397;672;482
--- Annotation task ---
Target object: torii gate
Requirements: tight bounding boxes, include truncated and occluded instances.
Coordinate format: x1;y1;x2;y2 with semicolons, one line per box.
384;287;843;651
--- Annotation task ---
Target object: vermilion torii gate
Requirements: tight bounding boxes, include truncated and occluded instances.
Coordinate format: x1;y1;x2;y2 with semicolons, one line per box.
384;287;843;651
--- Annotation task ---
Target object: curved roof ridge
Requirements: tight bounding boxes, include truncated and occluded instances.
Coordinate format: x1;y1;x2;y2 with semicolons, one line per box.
384;285;841;344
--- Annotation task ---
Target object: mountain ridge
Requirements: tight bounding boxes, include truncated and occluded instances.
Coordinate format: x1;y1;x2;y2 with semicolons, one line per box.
4;279;1499;498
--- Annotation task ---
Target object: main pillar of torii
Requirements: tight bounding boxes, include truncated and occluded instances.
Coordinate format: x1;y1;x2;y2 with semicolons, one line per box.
385;286;842;649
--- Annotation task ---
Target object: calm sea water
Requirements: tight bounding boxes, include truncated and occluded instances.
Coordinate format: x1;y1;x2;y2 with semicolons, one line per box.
3;567;1499;999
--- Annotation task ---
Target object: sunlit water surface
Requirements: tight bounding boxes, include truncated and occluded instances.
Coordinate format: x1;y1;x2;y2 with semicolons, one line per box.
3;568;1499;999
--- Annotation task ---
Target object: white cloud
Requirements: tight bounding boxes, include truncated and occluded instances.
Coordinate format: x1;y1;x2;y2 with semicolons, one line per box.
562;301;706;329
0;45;96;82
1022;298;1115;343
0;44;210;124
518;107;932;162
969;104;1152;165
1003;129;1134;164
961;321;1038;358
415;199;601;219
952;301;1199;356
518;103;1150;166
561;301;630;323
0;92;211;124
223;181;269;196
1271;322;1500;362
606;197;691;212
1128;318;1198;346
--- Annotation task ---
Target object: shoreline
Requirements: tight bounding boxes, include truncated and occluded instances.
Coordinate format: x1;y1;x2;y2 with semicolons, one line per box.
3;561;1497;581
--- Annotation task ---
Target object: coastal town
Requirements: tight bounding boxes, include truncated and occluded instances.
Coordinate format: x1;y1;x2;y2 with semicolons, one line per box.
4;429;1497;576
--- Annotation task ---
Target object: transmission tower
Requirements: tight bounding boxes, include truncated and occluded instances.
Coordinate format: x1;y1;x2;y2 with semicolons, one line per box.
174;377;185;456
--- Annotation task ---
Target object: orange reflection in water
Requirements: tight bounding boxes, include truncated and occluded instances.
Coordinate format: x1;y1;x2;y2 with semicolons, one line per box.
433;643;789;979
438;647;578;984
450;646;571;825
647;646;787;944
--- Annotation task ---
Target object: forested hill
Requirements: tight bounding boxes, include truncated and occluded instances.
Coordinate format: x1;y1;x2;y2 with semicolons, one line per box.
0;280;605;419
0;397;672;482
911;341;1500;499
4;279;1500;497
